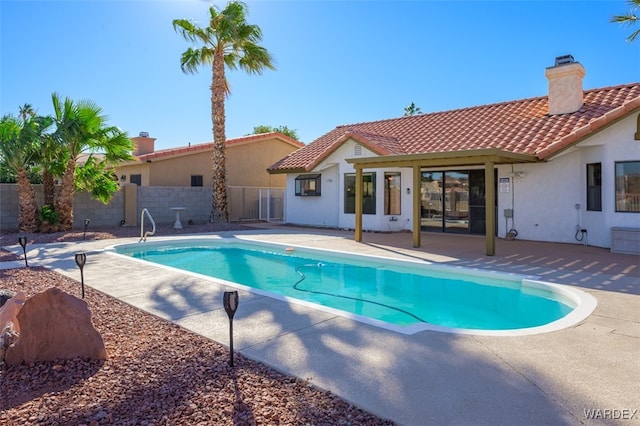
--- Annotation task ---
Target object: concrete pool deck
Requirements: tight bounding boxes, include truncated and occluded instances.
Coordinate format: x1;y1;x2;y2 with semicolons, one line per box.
3;225;639;425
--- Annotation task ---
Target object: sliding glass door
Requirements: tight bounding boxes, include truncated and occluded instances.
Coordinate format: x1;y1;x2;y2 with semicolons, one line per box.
420;170;487;234
443;171;469;232
420;172;443;230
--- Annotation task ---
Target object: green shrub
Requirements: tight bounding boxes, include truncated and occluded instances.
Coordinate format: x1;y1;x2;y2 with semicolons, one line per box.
39;205;60;225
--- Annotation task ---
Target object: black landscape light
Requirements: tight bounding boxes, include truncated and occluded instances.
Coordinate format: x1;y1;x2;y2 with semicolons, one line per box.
83;218;90;240
18;236;28;267
223;291;239;367
75;253;87;298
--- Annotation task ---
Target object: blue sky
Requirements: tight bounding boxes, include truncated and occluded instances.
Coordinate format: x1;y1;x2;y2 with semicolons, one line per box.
1;1;639;150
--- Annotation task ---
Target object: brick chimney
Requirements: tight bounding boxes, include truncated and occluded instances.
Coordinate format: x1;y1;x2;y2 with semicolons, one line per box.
131;132;155;156
545;55;586;115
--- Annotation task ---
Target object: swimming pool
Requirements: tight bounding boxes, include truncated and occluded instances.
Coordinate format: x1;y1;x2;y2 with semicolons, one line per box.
110;237;597;335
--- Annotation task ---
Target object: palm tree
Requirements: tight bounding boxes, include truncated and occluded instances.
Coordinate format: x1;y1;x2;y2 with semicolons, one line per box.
0;113;51;232
18;103;67;209
39;131;67;208
74;154;122;204
18;103;35;121
173;1;275;223
403;102;423;116
51;93;133;231
612;0;640;42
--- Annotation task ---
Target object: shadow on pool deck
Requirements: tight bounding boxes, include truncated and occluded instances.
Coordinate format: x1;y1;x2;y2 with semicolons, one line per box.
2;224;639;425
246;223;639;295
366;232;638;294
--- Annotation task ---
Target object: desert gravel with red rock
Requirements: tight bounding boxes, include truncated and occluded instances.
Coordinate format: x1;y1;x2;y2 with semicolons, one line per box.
0;224;394;425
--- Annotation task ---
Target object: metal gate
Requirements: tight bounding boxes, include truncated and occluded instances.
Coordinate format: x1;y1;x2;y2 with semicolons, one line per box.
227;187;285;222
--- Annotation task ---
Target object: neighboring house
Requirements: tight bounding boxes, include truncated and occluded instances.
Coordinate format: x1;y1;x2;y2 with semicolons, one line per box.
116;131;303;188
268;56;640;255
115;131;304;222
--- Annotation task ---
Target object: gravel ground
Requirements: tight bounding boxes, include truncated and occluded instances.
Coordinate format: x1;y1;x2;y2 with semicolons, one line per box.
0;224;394;425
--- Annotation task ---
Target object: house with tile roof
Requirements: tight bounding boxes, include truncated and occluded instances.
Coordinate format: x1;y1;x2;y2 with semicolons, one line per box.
268;56;640;255
114;131;304;222
117;131;303;188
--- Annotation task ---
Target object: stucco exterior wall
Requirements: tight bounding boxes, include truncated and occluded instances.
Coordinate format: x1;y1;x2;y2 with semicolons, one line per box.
285;140;415;231
285;166;339;227
115;136;296;188
584;114;640;235
496;157;582;244
283;114;639;248
119;163;150;186
149;151;211;187
496;113;639;248
227;139;292;187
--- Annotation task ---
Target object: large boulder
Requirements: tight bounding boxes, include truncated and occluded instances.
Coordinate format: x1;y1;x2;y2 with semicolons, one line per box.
5;287;106;366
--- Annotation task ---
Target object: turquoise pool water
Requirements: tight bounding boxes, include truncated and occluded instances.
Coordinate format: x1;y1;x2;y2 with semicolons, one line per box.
115;239;577;332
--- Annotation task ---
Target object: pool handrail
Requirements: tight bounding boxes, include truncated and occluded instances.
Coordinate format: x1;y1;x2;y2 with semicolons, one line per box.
139;208;156;242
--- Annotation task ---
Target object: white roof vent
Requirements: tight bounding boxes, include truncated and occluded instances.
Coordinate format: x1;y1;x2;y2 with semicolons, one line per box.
139;131;149;137
554;55;575;66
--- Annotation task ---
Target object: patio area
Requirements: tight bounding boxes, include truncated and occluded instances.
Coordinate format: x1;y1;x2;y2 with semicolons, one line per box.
3;224;639;425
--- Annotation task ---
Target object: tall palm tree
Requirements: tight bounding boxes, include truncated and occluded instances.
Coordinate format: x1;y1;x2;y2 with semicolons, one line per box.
16;104;54;209
39;131;67;208
0;113;51;232
173;1;274;223
19;103;67;209
51;93;133;231
612;0;640;42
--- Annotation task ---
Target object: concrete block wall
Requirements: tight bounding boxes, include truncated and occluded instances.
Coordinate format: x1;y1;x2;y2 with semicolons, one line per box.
137;186;212;226
1;184;47;231
0;184;20;231
0;184;213;232
73;190;126;228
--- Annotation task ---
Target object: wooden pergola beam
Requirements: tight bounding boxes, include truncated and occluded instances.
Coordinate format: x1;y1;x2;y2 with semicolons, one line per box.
355;166;363;242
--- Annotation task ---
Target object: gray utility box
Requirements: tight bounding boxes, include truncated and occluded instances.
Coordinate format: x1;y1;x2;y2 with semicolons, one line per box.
610;227;640;255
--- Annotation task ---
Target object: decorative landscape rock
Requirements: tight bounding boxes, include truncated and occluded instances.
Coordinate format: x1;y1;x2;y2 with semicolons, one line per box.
4;287;106;366
0;291;26;334
0;291;25;365
0;288;17;307
0;322;19;365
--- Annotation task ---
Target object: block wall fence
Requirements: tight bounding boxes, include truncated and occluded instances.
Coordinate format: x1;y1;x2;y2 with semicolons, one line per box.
0;184;213;232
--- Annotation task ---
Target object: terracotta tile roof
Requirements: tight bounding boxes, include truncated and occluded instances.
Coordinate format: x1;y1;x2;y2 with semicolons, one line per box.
134;132;303;162
268;83;640;173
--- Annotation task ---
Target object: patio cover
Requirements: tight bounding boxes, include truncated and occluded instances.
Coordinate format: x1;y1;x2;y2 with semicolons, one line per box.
346;148;541;256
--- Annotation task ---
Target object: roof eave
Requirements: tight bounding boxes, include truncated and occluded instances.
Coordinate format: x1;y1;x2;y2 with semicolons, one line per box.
346;148;541;168
537;98;640;159
267;167;308;175
298;132;393;172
